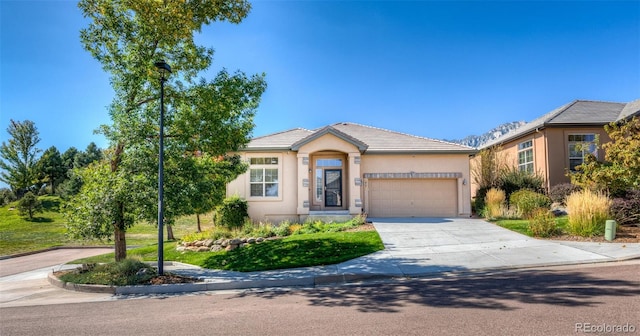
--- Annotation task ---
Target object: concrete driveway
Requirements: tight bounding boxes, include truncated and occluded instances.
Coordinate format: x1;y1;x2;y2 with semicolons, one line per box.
357;217;640;276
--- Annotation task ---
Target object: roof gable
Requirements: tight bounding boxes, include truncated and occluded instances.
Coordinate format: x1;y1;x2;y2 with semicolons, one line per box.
291;126;369;152
243;122;475;154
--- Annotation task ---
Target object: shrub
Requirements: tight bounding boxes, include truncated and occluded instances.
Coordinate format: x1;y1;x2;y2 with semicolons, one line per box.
498;167;546;200
528;209;558;237
295;220;327;235
245;221;276;238
0;188;16;206
484;188;506;220
17;191;43;220
509;189;551;219
58;259;156;286
549;183;581;205
288;224;303;235
215;196;248;229
272;221;293;237
610;190;640;226
566;189;611;237
473;186;491;215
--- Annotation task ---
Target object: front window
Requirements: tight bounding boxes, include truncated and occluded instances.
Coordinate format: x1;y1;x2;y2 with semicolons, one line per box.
518;140;534;173
568;134;597;171
249;157;278;197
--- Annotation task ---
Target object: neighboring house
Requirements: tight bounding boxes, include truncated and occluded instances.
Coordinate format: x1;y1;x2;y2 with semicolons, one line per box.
476;99;640;193
227;122;476;222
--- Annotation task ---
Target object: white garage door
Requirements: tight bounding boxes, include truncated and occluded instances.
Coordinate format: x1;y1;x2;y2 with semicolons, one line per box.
368;179;458;217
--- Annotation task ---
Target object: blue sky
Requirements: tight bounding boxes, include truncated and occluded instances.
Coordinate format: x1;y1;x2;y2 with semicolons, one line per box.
1;0;639;155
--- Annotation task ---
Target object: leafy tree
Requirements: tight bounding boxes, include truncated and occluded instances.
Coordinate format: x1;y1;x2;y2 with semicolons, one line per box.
176;154;247;233
18;191;43;220
472;145;508;190
61;147;79;171
67;0;267;261
0;188;16;206
37;146;66;194
471;146;508;212
572;117;640;197
57;144;103;198
75;142;103;168
0;120;42;198
64;159;149;261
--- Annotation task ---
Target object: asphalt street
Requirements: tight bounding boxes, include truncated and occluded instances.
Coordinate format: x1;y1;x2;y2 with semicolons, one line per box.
1;261;638;336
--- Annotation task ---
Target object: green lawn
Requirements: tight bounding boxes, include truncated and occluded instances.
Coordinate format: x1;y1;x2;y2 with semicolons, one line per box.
0;196;76;255
71;231;384;272
495;216;568;236
2;196;384;273
0;196;215;256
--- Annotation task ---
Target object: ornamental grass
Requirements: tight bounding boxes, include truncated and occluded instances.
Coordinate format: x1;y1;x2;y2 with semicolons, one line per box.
566;189;611;237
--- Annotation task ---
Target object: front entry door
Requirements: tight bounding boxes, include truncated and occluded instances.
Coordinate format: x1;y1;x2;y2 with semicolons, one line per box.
324;169;342;207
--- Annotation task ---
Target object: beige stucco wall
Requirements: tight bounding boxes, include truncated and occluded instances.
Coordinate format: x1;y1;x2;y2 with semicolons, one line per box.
545;127;611;187
470;126;612;195
226;151;299;223
228;134;473;221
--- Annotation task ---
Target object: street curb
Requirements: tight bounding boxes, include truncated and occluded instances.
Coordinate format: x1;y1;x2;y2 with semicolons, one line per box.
48;272;116;294
0;246;113;260
47;255;640;296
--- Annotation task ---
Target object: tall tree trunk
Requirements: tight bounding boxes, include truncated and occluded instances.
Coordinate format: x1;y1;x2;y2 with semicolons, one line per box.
49;173;56;195
196;213;201;232
166;224;174;241
114;223;127;261
112;142;127;262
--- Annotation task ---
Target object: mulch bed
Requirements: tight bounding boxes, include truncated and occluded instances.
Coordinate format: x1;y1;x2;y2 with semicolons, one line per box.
546;224;640;243
146;273;199;285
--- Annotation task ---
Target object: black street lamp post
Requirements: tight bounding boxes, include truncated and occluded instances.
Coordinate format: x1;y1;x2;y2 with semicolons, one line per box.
154;60;171;275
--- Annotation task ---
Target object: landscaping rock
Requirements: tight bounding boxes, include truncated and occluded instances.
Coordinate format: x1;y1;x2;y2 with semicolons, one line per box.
179;235;278;253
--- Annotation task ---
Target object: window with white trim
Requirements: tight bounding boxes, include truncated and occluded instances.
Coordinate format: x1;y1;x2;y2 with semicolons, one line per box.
518;140;534;173
568;134;597;171
249;157;279;197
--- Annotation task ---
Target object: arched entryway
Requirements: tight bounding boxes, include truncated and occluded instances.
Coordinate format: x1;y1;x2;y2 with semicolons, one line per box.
309;152;348;211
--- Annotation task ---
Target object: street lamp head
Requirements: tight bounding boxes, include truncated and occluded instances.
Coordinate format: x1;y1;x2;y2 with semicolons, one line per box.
154;60;172;79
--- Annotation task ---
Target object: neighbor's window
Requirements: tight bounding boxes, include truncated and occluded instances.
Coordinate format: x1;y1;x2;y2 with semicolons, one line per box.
518;140;534;173
249;157;278;197
568;134;597;171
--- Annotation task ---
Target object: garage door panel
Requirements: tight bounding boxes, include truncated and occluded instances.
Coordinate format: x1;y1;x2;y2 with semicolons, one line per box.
368;179;457;217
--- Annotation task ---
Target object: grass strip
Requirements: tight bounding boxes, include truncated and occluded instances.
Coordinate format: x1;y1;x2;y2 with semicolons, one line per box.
71;231;384;272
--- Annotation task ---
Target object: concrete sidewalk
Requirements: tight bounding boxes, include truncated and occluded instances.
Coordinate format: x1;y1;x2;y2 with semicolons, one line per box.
155;218;639;295
2;218;639;304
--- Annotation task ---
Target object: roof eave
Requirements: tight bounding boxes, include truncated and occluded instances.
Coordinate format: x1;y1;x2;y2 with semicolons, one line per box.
239;147;292;152
364;149;478;155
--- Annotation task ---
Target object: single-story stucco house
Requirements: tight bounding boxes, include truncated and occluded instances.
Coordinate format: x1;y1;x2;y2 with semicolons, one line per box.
226;122;476;223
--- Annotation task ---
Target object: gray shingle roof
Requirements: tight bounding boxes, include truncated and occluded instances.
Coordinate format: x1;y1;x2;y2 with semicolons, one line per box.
481;99;635;149
547;101;625;124
618;98;640;120
244;122;475;154
246;128;313;150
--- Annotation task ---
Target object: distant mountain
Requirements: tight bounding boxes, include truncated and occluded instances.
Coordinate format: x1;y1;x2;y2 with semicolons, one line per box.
447;121;526;148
